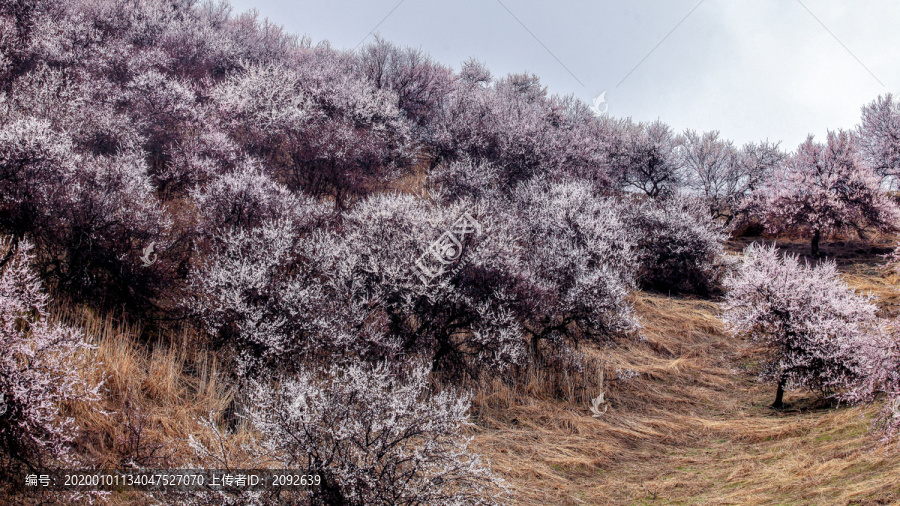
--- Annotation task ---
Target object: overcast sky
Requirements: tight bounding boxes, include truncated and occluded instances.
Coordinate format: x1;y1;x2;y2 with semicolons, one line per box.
225;0;900;150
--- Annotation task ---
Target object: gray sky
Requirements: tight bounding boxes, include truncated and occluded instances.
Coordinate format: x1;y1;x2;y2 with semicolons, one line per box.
226;0;900;150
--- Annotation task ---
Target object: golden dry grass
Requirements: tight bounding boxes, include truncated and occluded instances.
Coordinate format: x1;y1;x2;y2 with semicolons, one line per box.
46;306;258;505
469;250;900;505
28;239;900;505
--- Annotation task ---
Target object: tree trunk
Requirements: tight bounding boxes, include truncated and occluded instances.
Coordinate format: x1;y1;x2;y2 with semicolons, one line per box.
531;333;541;364
772;376;786;409
810;229;821;257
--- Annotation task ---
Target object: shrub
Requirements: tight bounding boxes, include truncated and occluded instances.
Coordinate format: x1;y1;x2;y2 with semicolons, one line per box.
45;150;173;310
185;217;368;376
430;72;612;190
504;176;638;356
247;362;505;505
6;62;144;157
0;0;54;88
356;36;455;130
426;158;504;207
838;250;900;446
624;195;730;295
0;236;99;470
430;170;639;362
840;325;900;446
163;0;301;80
190;160;330;234
187;189;527;378
0;117;75;236
191;175;636;378
211;58;414;208
722;242;882;408
161;124;242;197
0;117;172;311
121;68;206;194
329;192;527;377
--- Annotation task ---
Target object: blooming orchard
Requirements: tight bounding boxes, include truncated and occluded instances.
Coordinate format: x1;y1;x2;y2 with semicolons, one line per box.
5;0;900;499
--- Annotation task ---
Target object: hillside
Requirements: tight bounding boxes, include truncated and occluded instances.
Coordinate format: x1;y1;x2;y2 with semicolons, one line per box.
4;1;900;504
19;237;893;505
470;238;900;504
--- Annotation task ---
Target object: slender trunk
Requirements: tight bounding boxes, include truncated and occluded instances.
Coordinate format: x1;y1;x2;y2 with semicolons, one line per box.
811;229;821;257
334;183;347;213
431;339;450;372
772;376;786;409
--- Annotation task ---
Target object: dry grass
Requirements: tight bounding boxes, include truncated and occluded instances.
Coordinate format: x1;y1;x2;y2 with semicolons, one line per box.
382;150;434;198
18;238;900;505
469;246;900;505
46;306;258;504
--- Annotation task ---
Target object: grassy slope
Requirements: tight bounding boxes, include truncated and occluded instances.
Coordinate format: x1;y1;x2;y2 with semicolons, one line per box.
470;238;900;505
39;237;900;505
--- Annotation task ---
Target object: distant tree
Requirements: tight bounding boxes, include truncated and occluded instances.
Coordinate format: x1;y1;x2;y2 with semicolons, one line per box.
678;130;781;222
496;72;546;103
678;131;782;223
755;130;900;257
678;129;738;218
356;36;455;130
543;94;617;189
736;140;783;196
723;243;881;408
458;57;491;86
167;1;302;79
857;93;900;186
431;72;612;191
611;119;682;198
431;71;550;186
